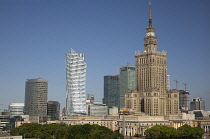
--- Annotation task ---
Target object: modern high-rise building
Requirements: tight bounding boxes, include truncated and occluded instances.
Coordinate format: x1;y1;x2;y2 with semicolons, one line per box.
179;90;189;112
119;63;135;109
103;75;119;108
190;97;205;111
125;2;180;116
47;101;60;121
66;49;87;116
9;103;24;117
24;78;48;120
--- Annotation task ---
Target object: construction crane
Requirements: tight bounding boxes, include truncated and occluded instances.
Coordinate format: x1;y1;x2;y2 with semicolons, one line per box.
173;80;179;90
182;83;187;91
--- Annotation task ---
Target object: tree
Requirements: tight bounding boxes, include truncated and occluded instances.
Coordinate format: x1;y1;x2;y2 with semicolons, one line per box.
11;123;123;139
55;125;69;139
145;125;161;139
11;123;66;139
145;125;178;139
145;124;205;139
193;126;205;138
177;124;205;138
177;124;195;138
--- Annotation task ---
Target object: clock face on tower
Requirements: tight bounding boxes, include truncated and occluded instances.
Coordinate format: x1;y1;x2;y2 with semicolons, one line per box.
147;32;155;36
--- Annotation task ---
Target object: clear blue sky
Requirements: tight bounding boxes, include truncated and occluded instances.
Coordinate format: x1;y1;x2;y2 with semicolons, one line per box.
0;0;209;111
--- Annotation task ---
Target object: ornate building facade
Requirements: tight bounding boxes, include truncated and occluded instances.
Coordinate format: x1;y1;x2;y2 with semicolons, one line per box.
125;2;180;116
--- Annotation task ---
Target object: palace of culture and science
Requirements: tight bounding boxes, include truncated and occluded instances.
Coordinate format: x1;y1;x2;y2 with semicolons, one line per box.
125;2;180;116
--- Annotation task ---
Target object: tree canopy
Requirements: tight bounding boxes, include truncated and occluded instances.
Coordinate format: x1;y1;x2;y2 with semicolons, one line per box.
145;124;204;139
177;124;204;138
10;123;123;139
144;125;177;139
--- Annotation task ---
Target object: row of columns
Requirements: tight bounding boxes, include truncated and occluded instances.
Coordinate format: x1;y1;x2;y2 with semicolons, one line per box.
118;122;210;137
203;125;209;132
172;122;185;129
119;126;146;137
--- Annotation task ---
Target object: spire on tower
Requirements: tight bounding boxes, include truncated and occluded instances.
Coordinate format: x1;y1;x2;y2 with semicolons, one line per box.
148;0;152;27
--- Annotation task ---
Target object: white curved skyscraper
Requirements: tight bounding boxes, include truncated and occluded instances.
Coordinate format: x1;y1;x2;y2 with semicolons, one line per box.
66;49;87;116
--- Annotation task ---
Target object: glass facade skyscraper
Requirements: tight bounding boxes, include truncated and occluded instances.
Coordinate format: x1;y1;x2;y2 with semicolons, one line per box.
47;101;60;121
66;49;86;116
103;75;119;108
119;63;135;109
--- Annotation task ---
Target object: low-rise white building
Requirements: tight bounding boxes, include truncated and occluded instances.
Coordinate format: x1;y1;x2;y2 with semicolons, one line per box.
109;106;118;115
87;102;108;116
9;103;24;117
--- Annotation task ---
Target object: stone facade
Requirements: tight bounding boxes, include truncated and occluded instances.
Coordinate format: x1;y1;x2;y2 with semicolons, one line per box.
166;89;180;115
125;1;180;116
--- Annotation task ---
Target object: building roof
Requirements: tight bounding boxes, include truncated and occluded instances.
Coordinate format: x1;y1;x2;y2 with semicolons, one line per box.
26;78;48;82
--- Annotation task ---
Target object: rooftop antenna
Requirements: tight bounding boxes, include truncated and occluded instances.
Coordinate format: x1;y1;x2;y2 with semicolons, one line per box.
148;0;153;27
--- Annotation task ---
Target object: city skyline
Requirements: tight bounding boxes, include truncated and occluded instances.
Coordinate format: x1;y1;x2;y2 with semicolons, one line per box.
0;0;209;111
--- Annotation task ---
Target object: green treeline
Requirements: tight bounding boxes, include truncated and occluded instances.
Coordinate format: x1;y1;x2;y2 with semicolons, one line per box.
10;123;205;139
10;123;123;139
145;124;205;139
